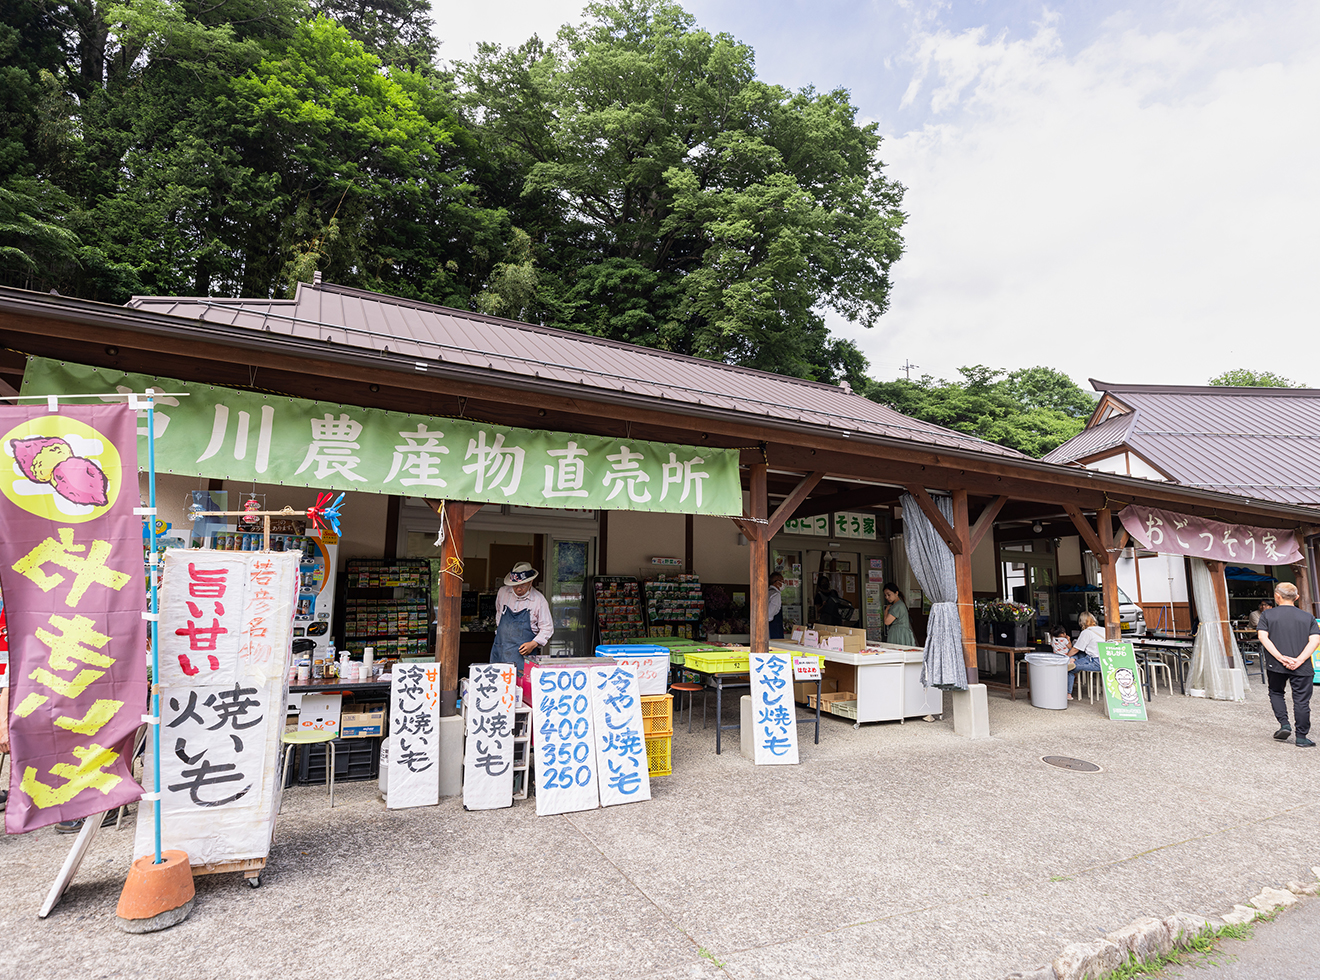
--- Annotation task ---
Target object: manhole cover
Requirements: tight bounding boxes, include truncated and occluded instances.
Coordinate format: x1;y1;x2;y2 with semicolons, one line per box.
1041;756;1102;772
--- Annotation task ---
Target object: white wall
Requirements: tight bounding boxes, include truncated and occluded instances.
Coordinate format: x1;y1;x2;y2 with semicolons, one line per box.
1058;536;1082;577
1126;455;1167;482
1117;553;1188;603
694;514;748;583
1086;454;1128;475
606;511;684;576
972;533;996;591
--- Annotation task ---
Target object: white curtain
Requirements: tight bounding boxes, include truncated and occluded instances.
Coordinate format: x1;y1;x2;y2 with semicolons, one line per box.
1186;558;1246;700
900;493;968;691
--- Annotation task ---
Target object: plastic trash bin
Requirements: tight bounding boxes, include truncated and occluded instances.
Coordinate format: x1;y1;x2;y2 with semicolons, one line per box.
1025;651;1070;710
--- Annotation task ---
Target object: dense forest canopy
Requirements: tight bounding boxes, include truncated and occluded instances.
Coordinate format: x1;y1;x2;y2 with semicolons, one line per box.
1;0;1120;458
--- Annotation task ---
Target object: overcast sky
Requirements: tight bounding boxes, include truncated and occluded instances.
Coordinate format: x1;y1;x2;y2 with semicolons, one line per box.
432;1;1320;391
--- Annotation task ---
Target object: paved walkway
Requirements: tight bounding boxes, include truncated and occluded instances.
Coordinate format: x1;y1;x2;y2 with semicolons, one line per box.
1;670;1317;980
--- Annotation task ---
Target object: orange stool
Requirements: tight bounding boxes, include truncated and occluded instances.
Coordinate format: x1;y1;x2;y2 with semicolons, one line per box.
670;682;706;732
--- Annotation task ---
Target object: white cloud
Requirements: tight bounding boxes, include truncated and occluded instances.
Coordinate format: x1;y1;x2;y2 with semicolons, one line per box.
431;0;584;64
842;5;1320;388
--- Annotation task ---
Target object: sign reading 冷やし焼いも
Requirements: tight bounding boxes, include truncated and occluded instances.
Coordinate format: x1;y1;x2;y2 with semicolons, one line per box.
20;357;744;516
1096;641;1148;722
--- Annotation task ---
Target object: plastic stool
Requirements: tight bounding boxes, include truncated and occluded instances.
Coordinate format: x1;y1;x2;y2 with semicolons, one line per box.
670;682;705;733
279;730;337;811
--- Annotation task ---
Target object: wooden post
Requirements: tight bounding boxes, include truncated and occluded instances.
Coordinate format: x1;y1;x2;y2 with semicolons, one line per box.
1204;559;1235;668
1295;561;1312;617
951;489;978;685
749;463;769;655
1097;508;1121;641
436;499;466;716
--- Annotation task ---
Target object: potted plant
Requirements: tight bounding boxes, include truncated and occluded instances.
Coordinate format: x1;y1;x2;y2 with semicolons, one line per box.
990;601;1035;648
974;599;993;643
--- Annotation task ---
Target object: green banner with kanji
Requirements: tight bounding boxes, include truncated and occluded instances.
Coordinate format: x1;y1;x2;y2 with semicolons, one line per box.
21;358;744;516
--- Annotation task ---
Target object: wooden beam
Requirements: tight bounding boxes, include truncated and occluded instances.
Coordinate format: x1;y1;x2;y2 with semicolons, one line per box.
969;495;1008;553
791;484;895;520
1097;507;1121;641
1114;527;1130;553
765;470;826;537
1205;559;1236;668
951;489;978;685
1064;505;1108;565
599;510;609;574
731;518;761;543
749;463;769;654
685;514;694;572
902;485;962;555
384;495;401;558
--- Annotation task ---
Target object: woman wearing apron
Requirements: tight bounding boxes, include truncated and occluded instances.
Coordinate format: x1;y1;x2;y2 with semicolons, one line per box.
768;572;785;639
491;562;554;676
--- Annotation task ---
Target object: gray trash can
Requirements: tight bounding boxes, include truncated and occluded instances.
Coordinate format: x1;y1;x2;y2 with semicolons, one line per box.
1025;652;1070;710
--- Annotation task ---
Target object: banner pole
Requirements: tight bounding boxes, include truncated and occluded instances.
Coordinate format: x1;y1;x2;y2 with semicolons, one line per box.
147;391;163;865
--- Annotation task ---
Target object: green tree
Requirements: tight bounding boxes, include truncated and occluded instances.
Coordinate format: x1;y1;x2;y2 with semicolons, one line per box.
1208;369;1306;388
865;365;1091;458
458;0;905;385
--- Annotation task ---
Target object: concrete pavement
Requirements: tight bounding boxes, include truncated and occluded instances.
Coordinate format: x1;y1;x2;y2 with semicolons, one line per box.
1;669;1317;980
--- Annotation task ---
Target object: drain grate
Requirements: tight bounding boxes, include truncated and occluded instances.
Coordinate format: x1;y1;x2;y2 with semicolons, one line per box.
1041;755;1102;772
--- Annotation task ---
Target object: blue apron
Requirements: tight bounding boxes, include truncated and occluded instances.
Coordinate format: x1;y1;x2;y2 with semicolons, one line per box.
491;605;534;676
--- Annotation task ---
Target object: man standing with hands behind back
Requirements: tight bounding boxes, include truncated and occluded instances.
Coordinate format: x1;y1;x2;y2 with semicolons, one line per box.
1257;582;1319;747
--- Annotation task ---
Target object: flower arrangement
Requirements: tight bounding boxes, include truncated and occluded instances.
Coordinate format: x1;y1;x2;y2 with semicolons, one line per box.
987;600;1036;624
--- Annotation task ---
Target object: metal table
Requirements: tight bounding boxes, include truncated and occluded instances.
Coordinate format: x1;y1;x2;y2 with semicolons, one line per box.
1132;639;1193;695
681;667;821;755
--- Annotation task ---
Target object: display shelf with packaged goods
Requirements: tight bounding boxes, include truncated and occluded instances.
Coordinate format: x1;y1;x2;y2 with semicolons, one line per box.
643;573;705;640
588;575;645;647
338;558;433;659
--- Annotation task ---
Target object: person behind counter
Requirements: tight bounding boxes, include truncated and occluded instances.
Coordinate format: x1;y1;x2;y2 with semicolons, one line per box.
882;583;915;645
491;562;554;675
768;572;785;639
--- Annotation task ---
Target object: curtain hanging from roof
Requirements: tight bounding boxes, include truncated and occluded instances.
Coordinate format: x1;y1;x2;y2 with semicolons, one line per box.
900;492;968;691
1186;558;1246;701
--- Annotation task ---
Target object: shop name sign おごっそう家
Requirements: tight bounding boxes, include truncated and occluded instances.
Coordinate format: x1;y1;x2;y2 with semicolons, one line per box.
22;358;744;517
0;404;147;834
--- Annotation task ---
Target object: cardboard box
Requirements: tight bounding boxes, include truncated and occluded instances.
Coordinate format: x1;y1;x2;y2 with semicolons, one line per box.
340;701;386;738
296;694;342;736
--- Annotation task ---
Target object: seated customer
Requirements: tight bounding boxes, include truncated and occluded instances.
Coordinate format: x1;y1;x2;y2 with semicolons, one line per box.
1066;612;1106;700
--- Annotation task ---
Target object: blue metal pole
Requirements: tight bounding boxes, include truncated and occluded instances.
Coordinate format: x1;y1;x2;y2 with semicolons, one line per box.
147;392;162;865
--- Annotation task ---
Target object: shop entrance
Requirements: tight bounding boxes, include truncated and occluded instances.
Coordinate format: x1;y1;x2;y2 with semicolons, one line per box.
999;540;1057;634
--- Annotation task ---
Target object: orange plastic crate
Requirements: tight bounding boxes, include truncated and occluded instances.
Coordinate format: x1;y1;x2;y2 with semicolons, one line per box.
640;694;673;736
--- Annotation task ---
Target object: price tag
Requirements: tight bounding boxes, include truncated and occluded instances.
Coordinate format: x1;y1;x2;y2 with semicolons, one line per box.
792;656;821;681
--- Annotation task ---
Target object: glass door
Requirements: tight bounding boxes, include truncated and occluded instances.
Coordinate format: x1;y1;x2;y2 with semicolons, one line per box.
772;549;803;629
547;537;595;657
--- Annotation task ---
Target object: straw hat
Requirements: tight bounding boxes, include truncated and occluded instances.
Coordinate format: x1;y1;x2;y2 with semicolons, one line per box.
503;562;539;586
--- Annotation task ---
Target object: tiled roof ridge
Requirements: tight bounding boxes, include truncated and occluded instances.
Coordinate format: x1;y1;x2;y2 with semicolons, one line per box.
1091;378;1320;397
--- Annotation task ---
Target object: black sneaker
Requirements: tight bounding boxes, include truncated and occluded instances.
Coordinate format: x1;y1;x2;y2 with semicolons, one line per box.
1274;727;1293;741
1297;736;1316;748
0;790;7;812
53;819;85;834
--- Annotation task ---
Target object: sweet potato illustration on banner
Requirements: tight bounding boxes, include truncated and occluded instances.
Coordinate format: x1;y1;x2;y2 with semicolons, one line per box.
10;434;109;506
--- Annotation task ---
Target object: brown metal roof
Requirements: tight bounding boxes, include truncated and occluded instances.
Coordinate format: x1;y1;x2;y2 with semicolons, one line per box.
1044;379;1320;505
128;281;1028;460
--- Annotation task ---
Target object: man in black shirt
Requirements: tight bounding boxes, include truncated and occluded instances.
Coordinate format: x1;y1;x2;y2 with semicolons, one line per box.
1257;582;1320;747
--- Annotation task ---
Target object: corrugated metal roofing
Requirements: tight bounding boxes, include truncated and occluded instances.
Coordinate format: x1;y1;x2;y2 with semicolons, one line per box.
1041;410;1135;464
127;281;1028;459
1044;380;1320;505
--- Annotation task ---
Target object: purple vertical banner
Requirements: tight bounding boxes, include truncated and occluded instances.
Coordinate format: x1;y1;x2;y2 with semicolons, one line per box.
0;404;147;833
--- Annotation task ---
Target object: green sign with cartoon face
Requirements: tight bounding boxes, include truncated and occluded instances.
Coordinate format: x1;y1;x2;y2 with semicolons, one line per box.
1097;641;1148;722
